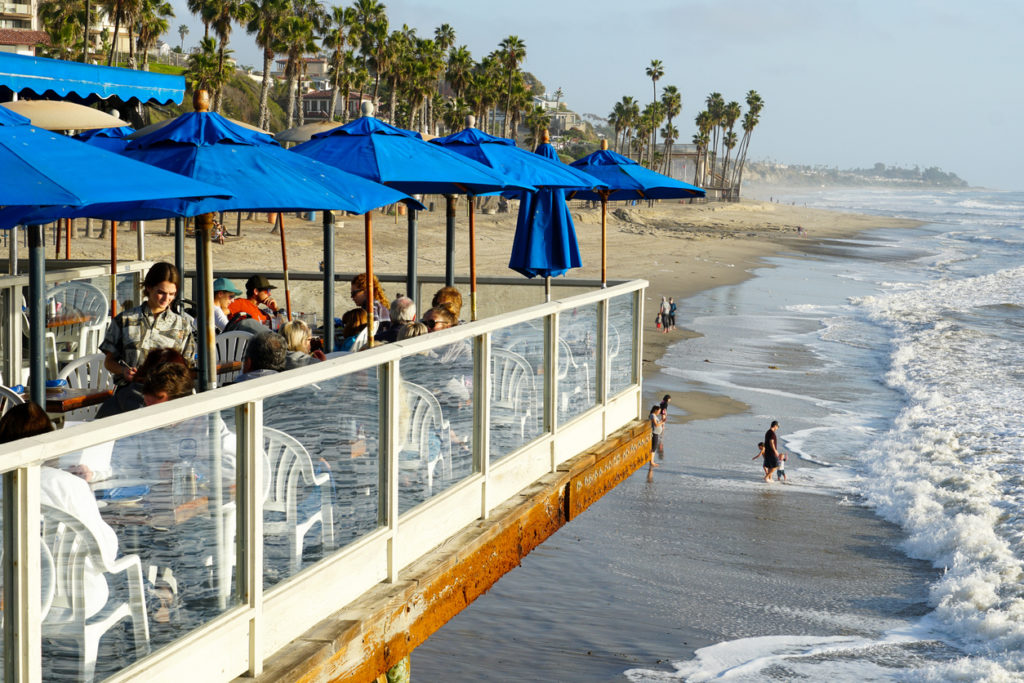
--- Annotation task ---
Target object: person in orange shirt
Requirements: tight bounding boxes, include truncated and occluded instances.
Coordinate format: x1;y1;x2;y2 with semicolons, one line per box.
228;274;278;324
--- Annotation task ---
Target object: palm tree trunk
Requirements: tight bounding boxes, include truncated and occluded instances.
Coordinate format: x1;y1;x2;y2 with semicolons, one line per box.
297;62;307;126
82;0;90;62
259;49;273;130
107;13;121;66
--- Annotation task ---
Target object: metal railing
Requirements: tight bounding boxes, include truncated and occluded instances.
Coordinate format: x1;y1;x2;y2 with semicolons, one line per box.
0;279;646;682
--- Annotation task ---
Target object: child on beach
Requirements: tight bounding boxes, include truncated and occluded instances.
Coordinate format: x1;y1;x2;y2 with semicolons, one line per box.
777;451;787;481
648;405;663;468
753;441;767;478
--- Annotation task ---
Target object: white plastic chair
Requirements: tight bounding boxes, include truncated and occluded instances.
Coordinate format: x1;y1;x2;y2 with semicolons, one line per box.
557;338;591;414
45;281;110;362
400;381;452;494
263;427;335;574
490;348;539;440
57;353;113;421
21;309;60;379
0;384;24;416
347;320;380;352
215;330;254;383
40;503;150;682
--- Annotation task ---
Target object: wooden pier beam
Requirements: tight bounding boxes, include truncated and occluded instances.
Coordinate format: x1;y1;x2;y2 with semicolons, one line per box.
244;419;651;683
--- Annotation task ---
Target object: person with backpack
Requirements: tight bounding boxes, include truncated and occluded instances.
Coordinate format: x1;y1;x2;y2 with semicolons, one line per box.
212;277;243;332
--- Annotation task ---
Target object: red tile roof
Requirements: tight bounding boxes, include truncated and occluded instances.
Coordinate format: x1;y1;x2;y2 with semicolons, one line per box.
0;29;49;47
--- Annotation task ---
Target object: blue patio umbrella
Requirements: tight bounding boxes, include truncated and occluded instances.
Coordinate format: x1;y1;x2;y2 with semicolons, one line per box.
0;103;232;405
569;141;705;285
431;123;603;316
292;109;522;315
508;139;582;292
73;125;135;153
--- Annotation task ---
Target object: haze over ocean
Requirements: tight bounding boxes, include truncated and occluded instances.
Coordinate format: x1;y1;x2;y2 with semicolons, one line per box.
415;187;1024;680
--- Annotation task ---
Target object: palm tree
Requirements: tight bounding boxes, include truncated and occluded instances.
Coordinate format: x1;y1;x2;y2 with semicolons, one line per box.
645;59;663;163
704;92;725;185
660;84;681;173
244;0;288;130
136;0;174;70
186;35;229;93
553;86;563;110
178;23;189;50
322;5;353;121
607;102;622;153
433;23;455;53
498;35;525;138
720;100;741;186
617;95;639;158
732;90;764;194
445;45;472;99
279;14;316;128
186;0;210;38
442;97;469;134
525;104;550;147
102;0;133;66
208;0;247;111
660;123;678;176
693;109;713;187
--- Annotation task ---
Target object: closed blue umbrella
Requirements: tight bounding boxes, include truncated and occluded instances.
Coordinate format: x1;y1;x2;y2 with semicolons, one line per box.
73;125;135;153
570;141;705;285
293;107;523;325
0;102;232;405
508;138;582;290
432;123;603;316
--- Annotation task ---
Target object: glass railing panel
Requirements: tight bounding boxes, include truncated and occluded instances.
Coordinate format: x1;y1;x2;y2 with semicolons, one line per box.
558;303;598;424
607;293;636;396
260;367;381;587
489;321;545;461
45;409;240;680
396;340;474;515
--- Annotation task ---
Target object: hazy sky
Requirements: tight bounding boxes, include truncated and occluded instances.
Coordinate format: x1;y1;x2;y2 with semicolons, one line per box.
166;0;1024;190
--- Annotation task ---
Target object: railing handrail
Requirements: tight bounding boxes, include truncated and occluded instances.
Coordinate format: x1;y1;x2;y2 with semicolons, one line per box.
0;279;646;470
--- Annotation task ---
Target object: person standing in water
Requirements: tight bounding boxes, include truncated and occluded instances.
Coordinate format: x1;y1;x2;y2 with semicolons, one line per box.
648;405;663;469
762;420;781;482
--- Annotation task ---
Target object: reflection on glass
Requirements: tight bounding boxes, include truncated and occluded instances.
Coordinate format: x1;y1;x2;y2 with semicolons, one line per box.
262;369;381;587
46;411;239;680
490;322;545;461
608;294;636;396
397;340;474;514
558;304;598;424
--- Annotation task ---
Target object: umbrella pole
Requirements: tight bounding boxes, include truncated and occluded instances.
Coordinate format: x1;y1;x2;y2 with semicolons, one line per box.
276;212;292;320
445;194;456;287
28;224;45;405
365;212;374;348
110;220;118;316
174;217;185;312
545;275;551;303
54;221;60;259
322;210;335;353
406;206;417;307
468;194;477;321
601;193;608;288
65;218;71;260
195;213;216;391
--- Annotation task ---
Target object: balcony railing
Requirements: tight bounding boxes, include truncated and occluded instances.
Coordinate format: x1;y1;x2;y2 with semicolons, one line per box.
0;278;645;681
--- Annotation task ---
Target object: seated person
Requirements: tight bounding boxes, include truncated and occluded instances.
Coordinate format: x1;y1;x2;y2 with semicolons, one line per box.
381;296;416;342
212;277;243;332
281;319;326;369
228;274;278;326
397;321;428;340
431;286;463;323
1;403;120;618
95;347;190;419
423;306;471;365
66;361;195;483
350;273;390;336
337;308;370;352
233;332;287;382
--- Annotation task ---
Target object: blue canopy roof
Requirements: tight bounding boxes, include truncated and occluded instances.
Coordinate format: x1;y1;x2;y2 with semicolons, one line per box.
0;109;231;229
68;111;417;219
568;148;705;201
431;127;605;192
0;52;185;105
73;125;134;152
509;142;581;279
292;116;520;195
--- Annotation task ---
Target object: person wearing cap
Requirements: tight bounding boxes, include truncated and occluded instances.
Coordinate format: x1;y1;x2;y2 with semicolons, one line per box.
228;274;278;325
213;277;243;332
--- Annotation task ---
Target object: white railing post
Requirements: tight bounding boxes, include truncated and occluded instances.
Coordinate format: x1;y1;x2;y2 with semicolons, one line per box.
634;290;645;415
598;298;610;438
3;465;42;683
238;400;264;677
384;361;400;582
545;312;559;472
474;333;491;519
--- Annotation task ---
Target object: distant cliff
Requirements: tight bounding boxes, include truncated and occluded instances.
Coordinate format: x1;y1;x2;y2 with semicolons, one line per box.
744;161;969;188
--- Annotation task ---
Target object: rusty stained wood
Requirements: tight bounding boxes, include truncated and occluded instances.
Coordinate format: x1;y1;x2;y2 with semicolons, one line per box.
246;419;650;683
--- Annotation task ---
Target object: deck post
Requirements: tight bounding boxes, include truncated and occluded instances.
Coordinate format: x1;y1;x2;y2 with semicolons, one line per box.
598;298;610;438
475;333;491;518
239;400;265;676
384;360;400;582
545;311;559;471
3;465;41;683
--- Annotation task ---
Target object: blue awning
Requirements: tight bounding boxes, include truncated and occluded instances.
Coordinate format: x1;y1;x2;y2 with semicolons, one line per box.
0;52;184;105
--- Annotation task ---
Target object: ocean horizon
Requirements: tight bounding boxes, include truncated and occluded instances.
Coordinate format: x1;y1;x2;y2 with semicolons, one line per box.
414;186;1024;681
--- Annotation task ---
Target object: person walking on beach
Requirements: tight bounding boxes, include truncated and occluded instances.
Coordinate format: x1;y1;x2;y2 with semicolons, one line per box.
667;298;677;330
762;420;781;482
648;405;663;469
659;297;671;333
